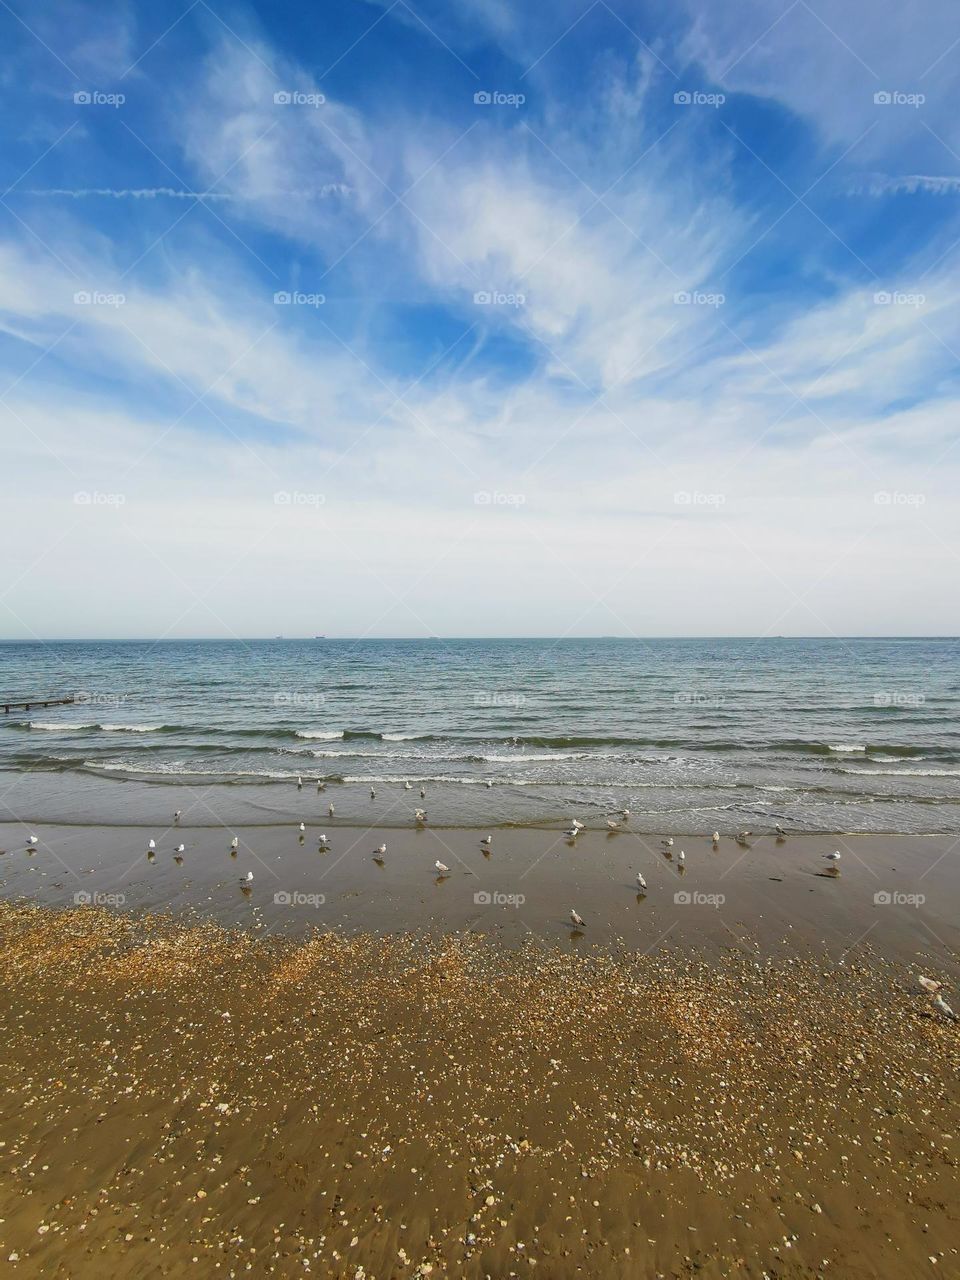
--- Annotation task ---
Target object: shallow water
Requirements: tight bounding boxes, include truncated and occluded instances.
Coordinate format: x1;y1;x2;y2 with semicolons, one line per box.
1;636;958;831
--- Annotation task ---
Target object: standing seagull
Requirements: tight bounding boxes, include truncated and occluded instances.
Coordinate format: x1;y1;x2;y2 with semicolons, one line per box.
824;851;841;863
775;824;786;838
661;837;674;848
317;780;326;791
420;786;426;799
435;860;450;876
370;787;376;799
414;808;427;823
328;802;335;817
174;843;185;864
606;818;621;831
636;872;647;891
570;908;586;929
481;834;493;846
174;810;182;823
711;831;720;845
563;827;580;839
404;781;412;791
918;975;943;994
297;776;303;791
230;836;239;851
147;838;156;851
375;842;387;859
26;835;38;847
678;849;685;863
931;993;958;1021
299;822;306;834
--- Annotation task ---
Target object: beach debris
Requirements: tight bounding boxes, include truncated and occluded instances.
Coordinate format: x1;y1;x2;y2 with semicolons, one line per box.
918;975;942;994
481;834;493;846
435;860;450;876
637;872;647;890
570;908;586;928
930;993;957;1021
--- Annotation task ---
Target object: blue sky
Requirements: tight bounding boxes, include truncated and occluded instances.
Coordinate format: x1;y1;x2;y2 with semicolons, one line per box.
2;0;959;638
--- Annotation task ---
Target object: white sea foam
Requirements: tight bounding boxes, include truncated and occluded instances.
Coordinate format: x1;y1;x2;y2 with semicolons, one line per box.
294;730;344;740
843;767;960;777
829;744;866;753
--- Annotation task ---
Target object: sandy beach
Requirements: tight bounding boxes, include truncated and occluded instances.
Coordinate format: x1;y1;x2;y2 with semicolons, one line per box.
0;825;958;1276
0;900;957;1278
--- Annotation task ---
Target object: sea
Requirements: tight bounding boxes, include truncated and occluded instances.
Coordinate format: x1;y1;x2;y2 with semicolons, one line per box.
1;637;958;832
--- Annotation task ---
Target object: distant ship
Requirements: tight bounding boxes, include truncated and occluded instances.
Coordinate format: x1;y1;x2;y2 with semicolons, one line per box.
314;635;326;639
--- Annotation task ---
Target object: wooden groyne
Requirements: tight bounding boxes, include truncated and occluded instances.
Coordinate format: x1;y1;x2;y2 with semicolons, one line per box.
2;695;77;714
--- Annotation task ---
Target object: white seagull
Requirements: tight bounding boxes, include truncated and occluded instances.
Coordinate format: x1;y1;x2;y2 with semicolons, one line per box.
175;843;185;854
370;787;376;799
637;872;647;890
26;835;38;846
147;838;156;850
420;787;426;799
736;830;751;846
404;781;412;791
931;993;957;1021
606;818;621;830
435;859;450;875
824;851;841;862
174;810;182;822
481;834;493;846
661;837;674;848
563;827;580;839
328;803;335;817
414;808;426;822
316;780;326;791
297;776;303;791
299;822;306;833
678;849;685;863
230;836;239;850
918;975;942;994
243;871;254;882
570;908;586;928
571;819;585;830
485;780;493;788
775;824;787;837
711;831;720;844
375;842;387;857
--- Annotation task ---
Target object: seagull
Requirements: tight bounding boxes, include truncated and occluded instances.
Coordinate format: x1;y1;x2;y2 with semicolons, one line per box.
318;833;329;847
375;842;387;857
678;849;685;863
404;781;412;791
26;835;38;846
918;975;942;994
328;803;335;817
316;780;326;791
481;834;493;846
174;810;182;823
485;780;493;788
570;908;586;928
824;851;841;862
606;818;621;830
618;808;631;819
435;860;449;875
563;827;580;839
370;787;376;799
711;831;720;844
299;822;306;833
637;872;647;890
420;787;426;799
243;871;254;882
230;836;239;850
175;843;185;854
775;824;787;837
414;808;426;822
571;819;585;830
736;830;751;846
147;838;156;850
297;776;303;791
931;993;957;1021
661;837;674;848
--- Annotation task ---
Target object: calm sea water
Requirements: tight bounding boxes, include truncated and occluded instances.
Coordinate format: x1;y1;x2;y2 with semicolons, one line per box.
1;638;958;832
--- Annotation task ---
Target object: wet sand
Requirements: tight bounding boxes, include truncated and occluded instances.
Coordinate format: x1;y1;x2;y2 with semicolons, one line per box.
0;902;957;1278
0;825;958;1277
1;822;958;967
